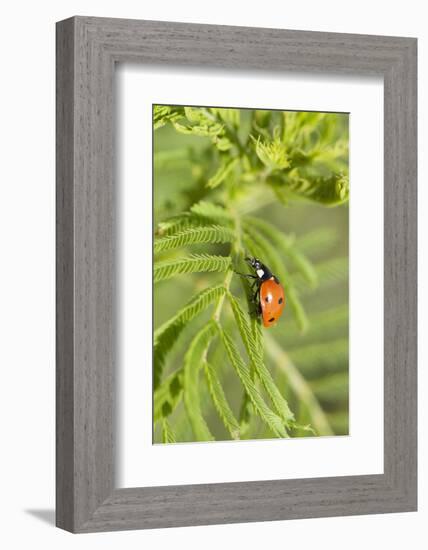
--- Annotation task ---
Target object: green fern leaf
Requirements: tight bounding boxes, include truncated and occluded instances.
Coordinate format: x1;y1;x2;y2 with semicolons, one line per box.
204;361;240;439
189;201;233;225
238;319;258;437
245;216;317;287
289;339;349;380
297;257;348;293
156;202;233;237
183;322;217;441
252;134;290;171
251;317;263;360
238;392;252;436
172;107;225;138
289;421;316;436
283;305;348;347
285;286;309;333
172;120;224;137
207;158;239;189
161;418;177;444
269;172;349;206
153;369;183;422
227;293;294;425
154;254;232;283
216;323;288;438
312;257;348;285
210;107;240;128
154;285;226;388
183;106;208;123
213;136;233;151
243;224;309;332
154;225;234;254
264;333;334;436
153;105;182;130
156;214;195;237
297;227;338;256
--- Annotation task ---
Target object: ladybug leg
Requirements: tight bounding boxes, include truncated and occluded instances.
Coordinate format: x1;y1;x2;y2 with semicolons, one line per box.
248;282;259;302
235;271;262;317
249;285;262;316
235;271;258;279
253;288;262;315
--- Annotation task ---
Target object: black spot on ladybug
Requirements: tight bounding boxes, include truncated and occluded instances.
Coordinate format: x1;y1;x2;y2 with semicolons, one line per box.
268;317;275;323
265;295;271;303
278;297;283;304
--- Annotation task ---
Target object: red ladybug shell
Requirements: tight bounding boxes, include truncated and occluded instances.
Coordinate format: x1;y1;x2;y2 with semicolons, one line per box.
259;277;286;328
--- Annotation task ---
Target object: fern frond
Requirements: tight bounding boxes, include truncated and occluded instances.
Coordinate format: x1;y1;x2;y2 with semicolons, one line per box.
161;418;177;444
156;202;233;237
264;333;334;436
156;214;195;237
210;107;240;128
154;285;226;388
154;225;235;254
227;292;294;425
153;369;183;422
297;257;348;293
270;172;349;206
289;339;349;379
283;305;348;347
289;421;316;436
243;224;309;332
238;392;252;437
245;216;317;287
216;323;288;438
154;254;232;283
183;322;217;441
204;361;240;439
238;319;259;437
297;227;338;257
190;201;233;225
252;134;290;171
153;105;183;129
251;317;263;359
172;107;224;138
313;257;349;285
154;286;226;343
207;158;239;189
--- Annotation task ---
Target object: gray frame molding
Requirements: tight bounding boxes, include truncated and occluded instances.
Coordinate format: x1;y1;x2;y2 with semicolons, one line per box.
56;16;417;533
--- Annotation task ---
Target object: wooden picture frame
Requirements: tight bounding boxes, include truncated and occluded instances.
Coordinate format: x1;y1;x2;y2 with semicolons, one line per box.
56;16;417;533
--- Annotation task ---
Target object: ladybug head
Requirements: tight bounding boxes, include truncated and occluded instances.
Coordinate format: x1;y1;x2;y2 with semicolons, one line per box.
245;256;273;281
245;256;262;270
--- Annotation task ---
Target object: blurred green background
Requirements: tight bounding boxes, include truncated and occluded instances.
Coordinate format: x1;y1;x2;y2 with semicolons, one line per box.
153;106;349;443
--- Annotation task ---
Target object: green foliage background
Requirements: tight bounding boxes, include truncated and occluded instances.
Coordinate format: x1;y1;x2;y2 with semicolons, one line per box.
153;105;349;443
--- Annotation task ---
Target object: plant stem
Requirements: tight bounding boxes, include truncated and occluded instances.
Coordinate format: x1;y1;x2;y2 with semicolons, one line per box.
264;333;334;436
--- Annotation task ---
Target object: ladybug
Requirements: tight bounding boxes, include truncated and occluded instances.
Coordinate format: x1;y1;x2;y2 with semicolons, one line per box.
238;257;286;327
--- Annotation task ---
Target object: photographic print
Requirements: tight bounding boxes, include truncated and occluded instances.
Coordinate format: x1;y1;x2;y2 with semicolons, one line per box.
153;105;349;444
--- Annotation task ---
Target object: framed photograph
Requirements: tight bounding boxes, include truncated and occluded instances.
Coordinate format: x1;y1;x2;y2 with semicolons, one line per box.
56;16;417;532
150;104;351;447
